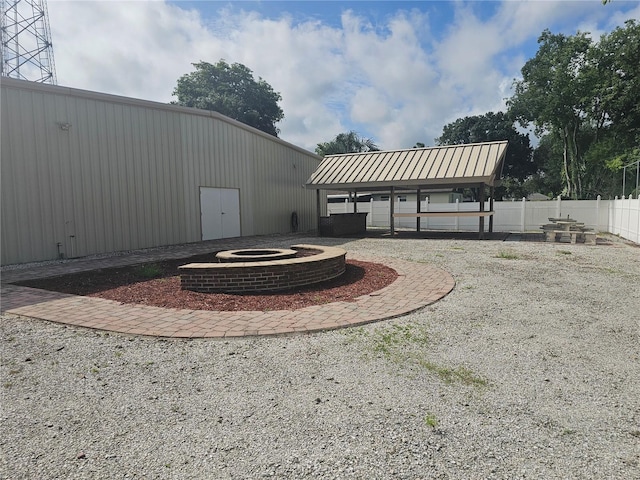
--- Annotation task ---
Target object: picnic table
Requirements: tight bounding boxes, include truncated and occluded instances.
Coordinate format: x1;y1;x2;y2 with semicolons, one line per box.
540;217;596;245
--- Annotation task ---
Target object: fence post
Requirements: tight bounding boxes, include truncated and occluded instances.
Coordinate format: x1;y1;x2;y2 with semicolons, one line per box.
455;198;460;230
488;196;493;232
636;195;640;244
609;196;617;235
425;197;429;230
556;195;561;218
611;195;620;235
520;197;526;232
596;195;601;231
619;194;630;238
369;198;373;226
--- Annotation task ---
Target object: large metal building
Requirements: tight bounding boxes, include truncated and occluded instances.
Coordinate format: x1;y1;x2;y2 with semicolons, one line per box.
1;78;324;265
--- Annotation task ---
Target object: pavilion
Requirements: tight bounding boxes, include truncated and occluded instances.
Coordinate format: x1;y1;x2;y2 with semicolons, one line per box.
305;140;509;238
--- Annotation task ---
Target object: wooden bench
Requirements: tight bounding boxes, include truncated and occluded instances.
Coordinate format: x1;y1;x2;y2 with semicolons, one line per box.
392;211;495;239
393;211;494;218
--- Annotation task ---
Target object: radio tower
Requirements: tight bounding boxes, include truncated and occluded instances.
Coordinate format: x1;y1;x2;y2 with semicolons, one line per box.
1;0;57;84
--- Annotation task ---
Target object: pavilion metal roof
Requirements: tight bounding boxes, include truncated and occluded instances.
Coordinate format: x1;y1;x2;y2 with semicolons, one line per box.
305;141;508;190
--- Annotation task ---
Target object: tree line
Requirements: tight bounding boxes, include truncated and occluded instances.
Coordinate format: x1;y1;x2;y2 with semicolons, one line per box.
172;20;638;200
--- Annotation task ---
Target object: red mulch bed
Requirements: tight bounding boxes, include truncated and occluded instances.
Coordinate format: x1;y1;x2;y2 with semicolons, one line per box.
18;254;398;311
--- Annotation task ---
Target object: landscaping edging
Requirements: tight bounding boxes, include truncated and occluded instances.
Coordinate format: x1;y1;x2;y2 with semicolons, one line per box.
0;254;455;338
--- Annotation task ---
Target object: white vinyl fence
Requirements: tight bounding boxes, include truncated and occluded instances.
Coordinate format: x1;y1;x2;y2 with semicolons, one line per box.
608;195;640;244
327;195;640;244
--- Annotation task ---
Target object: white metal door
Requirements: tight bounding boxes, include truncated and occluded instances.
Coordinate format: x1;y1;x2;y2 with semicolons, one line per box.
219;188;241;238
200;187;241;240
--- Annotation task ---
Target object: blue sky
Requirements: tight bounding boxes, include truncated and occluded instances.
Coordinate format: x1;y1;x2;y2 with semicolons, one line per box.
46;1;639;151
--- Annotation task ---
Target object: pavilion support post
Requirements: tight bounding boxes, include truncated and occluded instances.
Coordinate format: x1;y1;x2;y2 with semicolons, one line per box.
390;186;395;236
416;188;421;232
489;185;495;232
479;184;485;240
353;189;357;213
316;189;321;234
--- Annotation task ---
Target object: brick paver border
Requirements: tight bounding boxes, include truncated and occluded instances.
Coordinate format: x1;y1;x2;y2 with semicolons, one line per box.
1;253;455;338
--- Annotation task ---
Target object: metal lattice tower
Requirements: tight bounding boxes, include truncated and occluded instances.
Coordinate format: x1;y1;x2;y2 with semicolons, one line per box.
1;0;57;84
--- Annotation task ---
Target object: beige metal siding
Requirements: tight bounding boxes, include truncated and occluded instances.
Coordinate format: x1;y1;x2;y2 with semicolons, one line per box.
1;79;321;265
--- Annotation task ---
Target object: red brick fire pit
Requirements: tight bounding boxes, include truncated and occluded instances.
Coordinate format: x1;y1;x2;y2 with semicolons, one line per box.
178;244;346;293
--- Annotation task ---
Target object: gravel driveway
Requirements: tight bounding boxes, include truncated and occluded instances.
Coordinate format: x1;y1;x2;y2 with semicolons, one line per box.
1;235;639;479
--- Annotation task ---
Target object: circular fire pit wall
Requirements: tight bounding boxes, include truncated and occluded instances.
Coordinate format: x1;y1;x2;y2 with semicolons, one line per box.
179;244;346;293
215;248;298;263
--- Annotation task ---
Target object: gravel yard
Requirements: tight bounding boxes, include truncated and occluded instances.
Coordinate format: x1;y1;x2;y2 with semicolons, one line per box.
1;235;639;479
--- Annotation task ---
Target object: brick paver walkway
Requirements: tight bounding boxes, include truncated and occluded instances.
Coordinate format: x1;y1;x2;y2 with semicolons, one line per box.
1;237;455;338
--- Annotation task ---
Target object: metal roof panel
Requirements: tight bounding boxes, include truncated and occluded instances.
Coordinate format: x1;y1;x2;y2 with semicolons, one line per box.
306;141;508;189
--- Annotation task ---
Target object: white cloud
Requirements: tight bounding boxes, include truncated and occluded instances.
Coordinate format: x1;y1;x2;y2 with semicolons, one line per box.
49;1;213;100
606;3;640;30
197;11;349;148
44;1;637;152
350;87;391;124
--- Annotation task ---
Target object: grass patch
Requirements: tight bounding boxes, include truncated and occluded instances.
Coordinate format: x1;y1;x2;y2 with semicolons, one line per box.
424;413;438;428
557;250;572;255
342;323;487;387
495;250;520;260
417;360;487;386
135;263;163;279
370;324;430;358
593;265;630;276
312;295;329;304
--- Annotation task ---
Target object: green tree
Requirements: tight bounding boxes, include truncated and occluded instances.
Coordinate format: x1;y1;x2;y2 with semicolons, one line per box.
499;21;640;199
582;135;627;198
575;20;638;198
508;30;593;199
590;20;640;145
315;131;380;156
172;60;284;137
435;112;536;198
528;134;573;199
